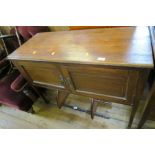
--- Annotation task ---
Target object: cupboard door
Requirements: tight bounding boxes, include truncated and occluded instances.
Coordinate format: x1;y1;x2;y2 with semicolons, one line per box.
62;65;138;104
17;61;65;89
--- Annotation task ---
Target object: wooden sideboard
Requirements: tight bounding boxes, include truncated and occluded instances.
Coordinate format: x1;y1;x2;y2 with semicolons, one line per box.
7;27;153;128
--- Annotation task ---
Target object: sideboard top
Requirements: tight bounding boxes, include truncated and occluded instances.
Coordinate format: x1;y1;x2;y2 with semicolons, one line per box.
8;27;154;68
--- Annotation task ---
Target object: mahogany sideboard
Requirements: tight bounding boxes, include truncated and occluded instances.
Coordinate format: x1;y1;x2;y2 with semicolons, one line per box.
7;27;153;128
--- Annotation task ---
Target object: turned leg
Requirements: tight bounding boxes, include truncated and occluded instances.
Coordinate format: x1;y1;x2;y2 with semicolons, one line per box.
57;90;69;109
90;99;98;119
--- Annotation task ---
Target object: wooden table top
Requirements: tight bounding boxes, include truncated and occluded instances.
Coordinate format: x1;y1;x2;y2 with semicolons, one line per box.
8;27;153;68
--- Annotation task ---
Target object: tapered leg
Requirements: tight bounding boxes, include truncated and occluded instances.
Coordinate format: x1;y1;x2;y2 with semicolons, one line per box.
138;81;155;128
137;92;154;128
128;70;150;128
39;91;49;104
57;90;69;109
138;105;151;128
91;99;98;119
128;105;138;128
31;86;49;104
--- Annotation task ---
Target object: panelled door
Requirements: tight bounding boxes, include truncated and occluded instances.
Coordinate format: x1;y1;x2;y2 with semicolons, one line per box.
17;61;67;89
61;64;139;105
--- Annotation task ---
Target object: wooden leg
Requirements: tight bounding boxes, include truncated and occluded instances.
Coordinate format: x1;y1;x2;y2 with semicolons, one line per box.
57;90;69;109
137;106;150;129
39;91;49;104
128;105;138;129
32;86;49;104
137;96;153;128
138;81;155;128
128;70;150;128
91;99;98;119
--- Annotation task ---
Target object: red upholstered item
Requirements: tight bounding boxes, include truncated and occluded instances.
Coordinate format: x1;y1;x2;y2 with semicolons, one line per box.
16;26;49;40
10;26;49;42
0;71;35;111
0;26;49;111
11;74;27;92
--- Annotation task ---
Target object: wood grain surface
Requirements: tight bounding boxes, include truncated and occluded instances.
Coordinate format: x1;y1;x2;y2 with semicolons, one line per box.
8;27;153;68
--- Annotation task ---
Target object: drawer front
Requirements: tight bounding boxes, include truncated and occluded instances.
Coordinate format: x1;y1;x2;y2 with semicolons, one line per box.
17;61;65;88
62;65;138;104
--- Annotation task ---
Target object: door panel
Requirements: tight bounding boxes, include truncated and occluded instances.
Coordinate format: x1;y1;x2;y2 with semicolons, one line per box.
70;72;127;97
62;65;138;104
18;61;65;88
